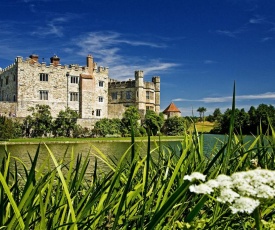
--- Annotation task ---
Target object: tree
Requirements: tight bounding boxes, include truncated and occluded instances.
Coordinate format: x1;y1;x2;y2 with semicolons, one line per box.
162;116;188;136
143;110;164;135
121;106;141;136
197;107;207;121
25;104;53;137
254;104;275;134
0;116;15;139
93;118;122;137
53;108;79;137
213;108;222;121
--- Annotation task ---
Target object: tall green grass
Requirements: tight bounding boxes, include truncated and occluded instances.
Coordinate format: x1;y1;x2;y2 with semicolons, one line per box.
1;96;275;228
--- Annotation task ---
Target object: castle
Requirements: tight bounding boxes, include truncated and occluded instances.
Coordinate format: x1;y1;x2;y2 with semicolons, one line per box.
0;54;160;127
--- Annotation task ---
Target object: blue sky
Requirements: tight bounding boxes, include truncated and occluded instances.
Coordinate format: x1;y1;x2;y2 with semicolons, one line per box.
1;0;275;116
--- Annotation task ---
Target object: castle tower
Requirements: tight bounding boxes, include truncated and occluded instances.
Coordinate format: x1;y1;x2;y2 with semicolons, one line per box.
135;70;145;112
163;102;181;118
50;55;60;66
152;76;160;113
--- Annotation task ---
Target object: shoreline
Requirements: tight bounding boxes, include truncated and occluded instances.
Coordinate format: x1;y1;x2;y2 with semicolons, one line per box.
0;138;183;145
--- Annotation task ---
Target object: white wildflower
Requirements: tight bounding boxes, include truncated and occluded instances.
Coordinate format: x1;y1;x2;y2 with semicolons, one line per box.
254;184;275;199
229;197;260;214
189;184;213;194
205;179;219;189
184;172;206;182
216;188;240;204
232;169;275;198
215;174;233;188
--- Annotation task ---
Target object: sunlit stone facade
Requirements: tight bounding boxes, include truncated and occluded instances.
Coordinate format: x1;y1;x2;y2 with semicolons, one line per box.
0;54;160;127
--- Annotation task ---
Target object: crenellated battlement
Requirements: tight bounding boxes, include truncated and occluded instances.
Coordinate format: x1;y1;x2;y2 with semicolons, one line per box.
2;63;16;72
9;54;109;74
108;79;135;88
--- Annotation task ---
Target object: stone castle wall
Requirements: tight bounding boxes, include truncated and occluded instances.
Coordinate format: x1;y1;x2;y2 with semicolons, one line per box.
0;55;160;127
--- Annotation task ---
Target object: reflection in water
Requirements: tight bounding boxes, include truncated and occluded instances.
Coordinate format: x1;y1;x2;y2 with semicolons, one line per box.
0;134;234;175
0;141;180;175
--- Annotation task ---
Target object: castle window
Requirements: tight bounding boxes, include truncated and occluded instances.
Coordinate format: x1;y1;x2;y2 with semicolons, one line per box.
70;76;79;84
40;73;48;81
0;79;2;87
70;92;79;101
13;75;16;81
96;109;101;117
146;91;150;99
39;90;48;100
98;96;103;102
6;77;9;85
13;94;16;102
99;81;104;87
112;92;118;100
126;91;131;100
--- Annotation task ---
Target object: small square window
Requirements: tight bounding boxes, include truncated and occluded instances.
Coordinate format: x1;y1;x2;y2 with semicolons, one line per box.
96;109;101;117
99;81;104;87
40;73;48;81
39;90;48;100
112;92;118;100
98;96;103;102
126;91;131;100
70;76;79;84
70;92;79;101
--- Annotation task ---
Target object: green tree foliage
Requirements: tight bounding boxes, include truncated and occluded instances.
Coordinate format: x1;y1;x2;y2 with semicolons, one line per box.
143;110;164;135
25;105;53;137
0;116;16;139
162;116;188;136
254;104;275;133
94;118;122;137
212;104;275;134
213;108;222;121
121;106;141;136
197;107;207;121
53;108;79;137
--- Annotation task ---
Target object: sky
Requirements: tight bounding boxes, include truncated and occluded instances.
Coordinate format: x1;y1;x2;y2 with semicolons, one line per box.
1;0;275;116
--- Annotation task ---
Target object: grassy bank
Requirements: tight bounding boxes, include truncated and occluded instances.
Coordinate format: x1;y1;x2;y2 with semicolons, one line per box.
0;135;184;145
188;121;215;133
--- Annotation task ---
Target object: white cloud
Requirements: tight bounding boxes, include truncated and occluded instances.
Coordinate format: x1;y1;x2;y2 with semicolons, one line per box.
32;23;64;37
215;30;237;38
173;92;275;103
261;37;273;42
31;16;72;38
249;17;265;24
73;31;177;80
204;60;216;64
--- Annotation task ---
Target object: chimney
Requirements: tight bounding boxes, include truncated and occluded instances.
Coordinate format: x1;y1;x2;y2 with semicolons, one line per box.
50;55;60;66
86;54;94;72
29;54;39;63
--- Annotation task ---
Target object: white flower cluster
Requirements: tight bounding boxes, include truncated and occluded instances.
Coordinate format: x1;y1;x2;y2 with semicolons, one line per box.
184;169;275;214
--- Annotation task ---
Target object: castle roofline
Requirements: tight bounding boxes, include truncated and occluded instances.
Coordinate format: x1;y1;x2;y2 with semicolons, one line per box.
163;102;181;113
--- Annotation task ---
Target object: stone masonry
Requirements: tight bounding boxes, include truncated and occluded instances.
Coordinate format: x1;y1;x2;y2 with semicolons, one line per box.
0;54;160;128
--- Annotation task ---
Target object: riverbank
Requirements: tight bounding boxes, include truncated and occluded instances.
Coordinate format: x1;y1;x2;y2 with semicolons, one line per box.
0;136;184;145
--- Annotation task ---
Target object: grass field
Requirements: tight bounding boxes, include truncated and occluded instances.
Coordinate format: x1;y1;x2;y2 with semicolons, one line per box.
189;121;215;133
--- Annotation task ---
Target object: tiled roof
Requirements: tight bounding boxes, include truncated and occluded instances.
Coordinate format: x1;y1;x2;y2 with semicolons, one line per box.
163;102;181;113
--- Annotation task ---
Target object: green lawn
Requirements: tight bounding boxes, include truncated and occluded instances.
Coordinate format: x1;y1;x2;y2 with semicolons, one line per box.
189;121;215;133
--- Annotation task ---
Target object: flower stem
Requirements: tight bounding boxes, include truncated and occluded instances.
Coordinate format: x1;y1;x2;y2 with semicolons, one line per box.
253;207;262;230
